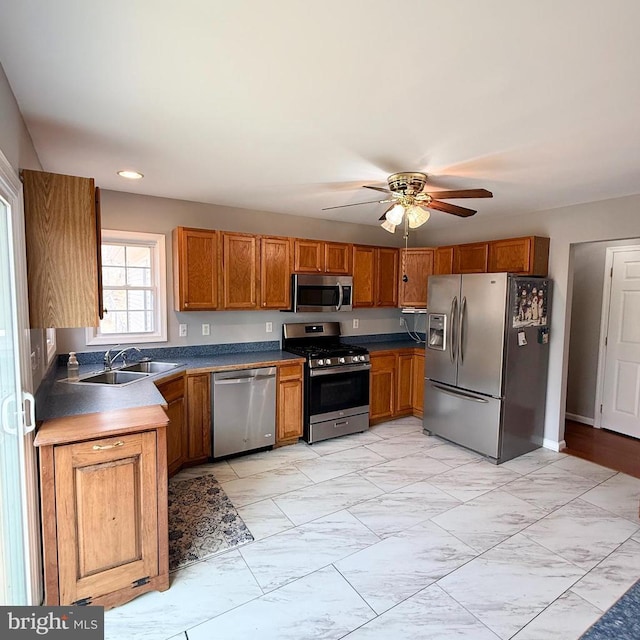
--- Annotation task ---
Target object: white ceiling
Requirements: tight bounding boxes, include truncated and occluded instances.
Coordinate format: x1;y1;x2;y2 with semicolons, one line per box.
1;1;639;230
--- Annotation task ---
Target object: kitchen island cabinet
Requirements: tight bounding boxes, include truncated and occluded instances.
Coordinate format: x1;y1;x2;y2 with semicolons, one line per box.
34;405;169;609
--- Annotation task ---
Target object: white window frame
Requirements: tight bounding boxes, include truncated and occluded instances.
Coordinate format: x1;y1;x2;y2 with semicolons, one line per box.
85;229;167;345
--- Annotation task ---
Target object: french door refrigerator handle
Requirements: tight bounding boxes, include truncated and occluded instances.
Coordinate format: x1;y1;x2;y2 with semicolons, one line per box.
450;296;458;363
459;296;467;365
430;382;489;403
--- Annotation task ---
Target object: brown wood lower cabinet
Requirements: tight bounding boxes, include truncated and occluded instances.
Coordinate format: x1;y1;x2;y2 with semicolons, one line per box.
276;362;304;445
186;372;211;464
156;373;186;477
369;353;396;423
34;405;169;609
369;348;426;425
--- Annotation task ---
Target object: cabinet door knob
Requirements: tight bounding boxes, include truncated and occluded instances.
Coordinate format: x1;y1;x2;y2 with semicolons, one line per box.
92;440;125;451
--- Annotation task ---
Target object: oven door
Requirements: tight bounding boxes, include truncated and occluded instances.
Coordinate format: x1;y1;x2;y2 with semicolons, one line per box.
307;364;370;423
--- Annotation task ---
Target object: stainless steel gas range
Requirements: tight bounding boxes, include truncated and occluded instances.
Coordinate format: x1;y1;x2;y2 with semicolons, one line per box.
282;322;370;444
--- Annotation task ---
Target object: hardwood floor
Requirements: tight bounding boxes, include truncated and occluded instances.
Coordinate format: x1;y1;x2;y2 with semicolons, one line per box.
564;419;640;479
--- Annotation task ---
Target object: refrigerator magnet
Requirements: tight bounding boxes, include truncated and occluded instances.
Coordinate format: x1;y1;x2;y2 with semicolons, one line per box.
517;331;528;346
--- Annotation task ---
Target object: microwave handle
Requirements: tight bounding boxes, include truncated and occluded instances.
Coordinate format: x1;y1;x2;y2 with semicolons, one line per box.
336;281;343;311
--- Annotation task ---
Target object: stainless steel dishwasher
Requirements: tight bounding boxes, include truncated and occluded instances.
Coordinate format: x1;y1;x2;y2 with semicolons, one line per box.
211;367;277;458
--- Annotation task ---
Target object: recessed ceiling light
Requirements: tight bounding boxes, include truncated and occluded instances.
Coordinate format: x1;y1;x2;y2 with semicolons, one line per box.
117;170;144;180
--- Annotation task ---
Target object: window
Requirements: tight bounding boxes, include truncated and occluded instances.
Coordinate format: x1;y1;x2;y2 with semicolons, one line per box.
86;230;167;345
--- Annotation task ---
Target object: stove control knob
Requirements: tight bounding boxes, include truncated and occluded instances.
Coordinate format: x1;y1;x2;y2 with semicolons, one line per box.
353;356;360;363
316;359;324;366
359;355;366;362
325;358;332;365
339;357;346;364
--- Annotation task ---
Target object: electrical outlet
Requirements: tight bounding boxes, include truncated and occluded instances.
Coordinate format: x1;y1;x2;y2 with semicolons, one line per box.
265;322;273;333
202;323;210;336
179;323;187;337
352;319;359;329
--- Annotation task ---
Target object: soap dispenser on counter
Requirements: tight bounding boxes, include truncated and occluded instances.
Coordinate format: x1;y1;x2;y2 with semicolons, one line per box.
67;352;79;381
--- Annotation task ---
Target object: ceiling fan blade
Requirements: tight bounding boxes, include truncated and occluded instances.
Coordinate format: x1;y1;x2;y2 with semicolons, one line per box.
363;185;393;194
428;200;477;217
424;189;493;199
322;199;392;211
378;203;397;221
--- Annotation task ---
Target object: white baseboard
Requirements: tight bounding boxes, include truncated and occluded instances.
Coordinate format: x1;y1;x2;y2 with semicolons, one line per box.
543;438;566;452
566;413;595;426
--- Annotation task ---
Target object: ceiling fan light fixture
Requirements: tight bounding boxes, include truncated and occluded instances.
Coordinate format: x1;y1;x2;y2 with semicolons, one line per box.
407;204;430;228
386;203;405;225
381;219;397;233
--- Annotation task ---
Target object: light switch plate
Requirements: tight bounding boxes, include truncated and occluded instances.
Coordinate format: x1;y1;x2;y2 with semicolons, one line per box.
202;323;210;336
352;319;359;329
179;323;187;337
265;322;273;333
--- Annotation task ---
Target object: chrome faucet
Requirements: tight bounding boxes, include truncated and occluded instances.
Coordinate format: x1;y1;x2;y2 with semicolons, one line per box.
103;346;142;370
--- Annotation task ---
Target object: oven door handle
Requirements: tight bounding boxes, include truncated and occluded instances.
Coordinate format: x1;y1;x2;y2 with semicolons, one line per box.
309;363;371;377
336;282;343;311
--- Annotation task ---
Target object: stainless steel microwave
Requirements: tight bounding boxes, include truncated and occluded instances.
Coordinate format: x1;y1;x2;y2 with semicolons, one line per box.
289;274;353;312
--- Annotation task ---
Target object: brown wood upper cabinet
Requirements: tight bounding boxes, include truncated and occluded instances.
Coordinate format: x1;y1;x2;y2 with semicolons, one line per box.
453;242;489;274
260;236;293;309
488;236;550;276
22;169;101;328
399;248;434;307
221;232;259;309
434;246;454;275
293;239;352;274
353;245;398;308
173;227;219;311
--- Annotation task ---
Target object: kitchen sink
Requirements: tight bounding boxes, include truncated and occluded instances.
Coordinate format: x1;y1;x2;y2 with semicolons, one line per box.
77;370;150;385
121;361;181;374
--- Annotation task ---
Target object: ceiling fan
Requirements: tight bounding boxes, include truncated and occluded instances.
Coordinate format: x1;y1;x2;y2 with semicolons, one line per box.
323;172;493;234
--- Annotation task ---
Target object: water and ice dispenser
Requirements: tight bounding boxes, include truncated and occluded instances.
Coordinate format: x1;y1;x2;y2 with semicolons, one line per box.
427;313;446;351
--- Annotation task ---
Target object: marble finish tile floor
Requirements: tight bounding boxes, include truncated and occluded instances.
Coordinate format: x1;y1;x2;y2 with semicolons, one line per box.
105;417;640;640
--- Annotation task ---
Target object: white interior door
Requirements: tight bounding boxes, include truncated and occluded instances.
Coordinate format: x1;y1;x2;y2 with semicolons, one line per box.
601;249;640;438
0;153;40;605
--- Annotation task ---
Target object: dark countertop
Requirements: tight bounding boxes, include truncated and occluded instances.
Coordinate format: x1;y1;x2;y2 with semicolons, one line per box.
36;339;424;422
37;350;304;422
364;340;425;352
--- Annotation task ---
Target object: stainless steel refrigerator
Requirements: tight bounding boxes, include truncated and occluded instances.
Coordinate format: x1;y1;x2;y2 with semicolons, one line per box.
423;272;552;463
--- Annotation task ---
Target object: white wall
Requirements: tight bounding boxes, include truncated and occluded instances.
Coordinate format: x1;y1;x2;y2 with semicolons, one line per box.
56;189;407;354
566;238;640;422
0;62;46;388
414;194;640;449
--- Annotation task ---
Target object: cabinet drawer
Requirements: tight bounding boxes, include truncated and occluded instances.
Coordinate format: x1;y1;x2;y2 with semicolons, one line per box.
278;362;303;381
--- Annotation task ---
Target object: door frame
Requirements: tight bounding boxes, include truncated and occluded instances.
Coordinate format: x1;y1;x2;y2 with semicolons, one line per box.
0;150;41;605
593;244;640;429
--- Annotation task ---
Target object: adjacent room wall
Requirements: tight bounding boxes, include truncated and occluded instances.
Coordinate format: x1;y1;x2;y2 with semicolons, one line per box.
56;189;409;354
566;238;640;423
414;193;640;451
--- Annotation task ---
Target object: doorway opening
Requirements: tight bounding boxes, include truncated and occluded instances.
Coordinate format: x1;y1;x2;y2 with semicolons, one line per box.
565;237;640;477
